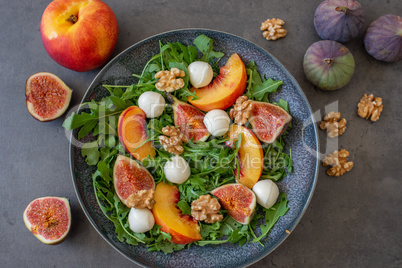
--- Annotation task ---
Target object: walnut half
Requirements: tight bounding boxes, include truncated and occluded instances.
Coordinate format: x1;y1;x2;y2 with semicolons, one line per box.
155;68;185;92
191;195;223;224
125;189;155;209
260;18;287;40
323;149;354;177
229;96;253;126
320;112;347;138
159;126;186;155
357;94;383;122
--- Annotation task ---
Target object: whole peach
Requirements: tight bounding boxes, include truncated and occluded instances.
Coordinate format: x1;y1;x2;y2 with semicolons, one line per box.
40;0;118;72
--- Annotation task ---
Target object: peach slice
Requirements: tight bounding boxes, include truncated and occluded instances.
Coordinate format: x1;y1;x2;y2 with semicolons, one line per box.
152;183;202;244
226;124;264;189
118;106;156;161
188;53;247;112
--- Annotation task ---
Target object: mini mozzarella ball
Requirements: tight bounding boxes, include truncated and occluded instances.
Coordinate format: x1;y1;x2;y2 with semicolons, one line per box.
138;91;165;118
252;180;280;209
188;61;213;88
203;109;231;136
164;155;191;184
128;207;155;233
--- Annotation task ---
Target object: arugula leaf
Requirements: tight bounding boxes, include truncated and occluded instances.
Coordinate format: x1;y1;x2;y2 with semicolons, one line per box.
176;200;191;215
81;140;100;165
193;35;224;63
253;193;289;243
245;62;283;102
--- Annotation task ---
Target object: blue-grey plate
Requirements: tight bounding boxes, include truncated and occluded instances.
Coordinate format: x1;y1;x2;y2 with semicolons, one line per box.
69;29;319;268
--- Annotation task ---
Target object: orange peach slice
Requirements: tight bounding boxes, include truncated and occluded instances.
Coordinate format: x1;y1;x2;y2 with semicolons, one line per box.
152;183;202;244
118;106;155;161
188;53;247;112
226;124;264;189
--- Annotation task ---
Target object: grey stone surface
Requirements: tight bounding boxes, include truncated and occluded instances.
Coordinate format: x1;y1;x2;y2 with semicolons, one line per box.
0;0;400;267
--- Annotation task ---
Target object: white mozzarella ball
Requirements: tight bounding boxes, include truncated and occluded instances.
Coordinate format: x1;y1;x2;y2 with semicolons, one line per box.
252;180;280;209
164;155;191;184
203;109;231;136
138;91;165;118
188;61;213;88
128;207;155;233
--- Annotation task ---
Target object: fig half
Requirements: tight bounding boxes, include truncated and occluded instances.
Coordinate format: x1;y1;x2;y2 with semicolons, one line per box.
25;72;72;121
23;196;71;245
211;183;256;224
303;40;355;90
113;155;155;207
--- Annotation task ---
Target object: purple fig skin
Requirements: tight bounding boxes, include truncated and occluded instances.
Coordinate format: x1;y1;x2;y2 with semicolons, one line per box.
314;0;365;43
364;14;402;63
303;40;355;90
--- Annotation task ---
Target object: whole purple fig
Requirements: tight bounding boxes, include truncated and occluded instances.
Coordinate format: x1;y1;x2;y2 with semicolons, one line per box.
364;14;402;62
303;40;355;90
314;0;365;43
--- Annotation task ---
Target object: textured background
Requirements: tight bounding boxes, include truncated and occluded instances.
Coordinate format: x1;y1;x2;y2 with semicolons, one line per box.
0;0;401;267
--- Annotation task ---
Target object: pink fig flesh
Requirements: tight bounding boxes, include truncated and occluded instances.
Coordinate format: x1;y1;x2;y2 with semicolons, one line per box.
249;101;292;144
23;196;71;245
211;183;256;224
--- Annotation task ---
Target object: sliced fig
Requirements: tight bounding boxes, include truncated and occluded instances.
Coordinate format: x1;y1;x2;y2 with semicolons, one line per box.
167;95;210;142
303;40;355;90
23;196;71;245
364;14;402;62
113;155;155;207
25;72;72;121
211;183;256;224
249;101;292;144
314;0;365;43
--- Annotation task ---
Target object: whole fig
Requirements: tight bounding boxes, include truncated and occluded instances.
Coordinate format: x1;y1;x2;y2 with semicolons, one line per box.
364;14;402;62
314;0;365;43
303;40;355;90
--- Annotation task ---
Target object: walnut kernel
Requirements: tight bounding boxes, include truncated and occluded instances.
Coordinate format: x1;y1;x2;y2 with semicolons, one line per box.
155;68;185;92
159;126;186;155
323;149;354;177
260;18;287;40
319;112;347;138
125;189;155;209
357;94;383;122
229;96;253;126
191;195;223;224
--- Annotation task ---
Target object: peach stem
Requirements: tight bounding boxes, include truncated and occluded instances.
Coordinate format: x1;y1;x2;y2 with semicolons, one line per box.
66;15;78;24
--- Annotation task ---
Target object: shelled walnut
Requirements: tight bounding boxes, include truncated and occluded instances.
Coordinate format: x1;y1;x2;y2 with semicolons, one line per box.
159;126;186;155
229;96;253;126
319;111;347;138
357;94;383;122
155;68;185;92
191;195;223;224
260;18;287;40
126;189;155;209
323;149;354;177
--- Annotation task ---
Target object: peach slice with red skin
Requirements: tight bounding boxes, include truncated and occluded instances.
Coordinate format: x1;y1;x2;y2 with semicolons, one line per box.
118;106;156;161
226;124;264;189
152;183;202;244
211;183;256;225
113;155;155;207
249;101;292;144
188;53;247;112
